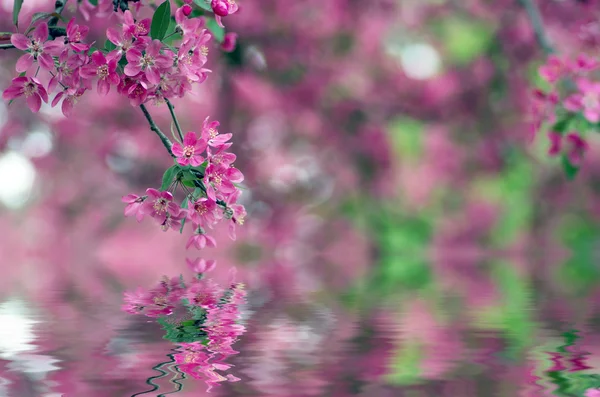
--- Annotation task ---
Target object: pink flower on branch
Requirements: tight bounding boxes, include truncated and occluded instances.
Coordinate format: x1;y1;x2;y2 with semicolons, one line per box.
10;22;64;72
187;197;217;227
564;78;600;123
122;10;151;38
124;40;172;85
141;188;180;219
172;131;208;166
121;193;147;222
548;131;588;166
80;51;121;95
3;77;48;113
186;231;217;250
66;18;90;52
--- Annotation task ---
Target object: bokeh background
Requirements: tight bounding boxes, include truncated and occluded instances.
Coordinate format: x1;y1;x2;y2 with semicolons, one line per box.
2;0;600;396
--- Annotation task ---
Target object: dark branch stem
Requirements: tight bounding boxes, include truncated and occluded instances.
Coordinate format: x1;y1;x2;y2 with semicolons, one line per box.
0;44;15;50
49;0;68;26
518;0;554;54
139;104;175;158
165;98;184;142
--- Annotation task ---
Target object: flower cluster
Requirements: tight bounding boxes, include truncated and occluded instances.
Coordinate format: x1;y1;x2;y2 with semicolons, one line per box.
123;260;246;390
122;116;246;250
3;5;217;115
530;54;599;174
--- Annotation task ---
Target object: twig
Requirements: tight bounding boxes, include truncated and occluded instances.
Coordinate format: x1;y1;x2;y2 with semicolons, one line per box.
139;104;175;158
49;0;68;26
517;0;554;54
0;44;15;50
165;98;184;142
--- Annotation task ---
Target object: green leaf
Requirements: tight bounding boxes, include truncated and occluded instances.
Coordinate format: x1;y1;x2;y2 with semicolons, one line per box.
550;116;574;135
150;0;171;41
160;165;179;191
193;0;212;11
206;18;225;43
561;155;580;180
13;0;23;27
88;0;98;5
104;39;117;52
28;12;53;26
88;46;98;55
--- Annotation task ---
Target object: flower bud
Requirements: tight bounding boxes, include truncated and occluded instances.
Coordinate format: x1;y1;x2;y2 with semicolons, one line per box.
221;32;238;52
211;0;229;17
182;4;192;16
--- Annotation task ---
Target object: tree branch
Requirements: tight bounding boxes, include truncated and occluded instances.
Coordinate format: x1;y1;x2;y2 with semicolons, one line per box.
49;0;68;26
0;44;15;50
165;98;184;142
518;0;554;54
139;104;176;158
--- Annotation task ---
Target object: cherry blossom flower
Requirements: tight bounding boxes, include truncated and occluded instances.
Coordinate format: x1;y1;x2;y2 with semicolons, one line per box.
2;77;48;113
187;197;217;227
124;40;172;85
186;231;217;250
159;210;187;232
141;188;179;218
10;23;63;72
539;55;566;84
204;163;244;201
201;117;231;146
172;131;208;166
221;32;238;52
548;131;588;165
66;18;90;52
52;86;88;117
186;258;217;273
79;51;121;95
122;10;151;38
121;193;147;222
564;79;600;122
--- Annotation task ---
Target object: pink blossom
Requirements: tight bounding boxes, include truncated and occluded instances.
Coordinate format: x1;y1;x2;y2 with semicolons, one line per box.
212;0;238;27
585;389;600;397
539;55;565;84
124;40;172;85
548;131;588;166
221;32;238;52
49;49;85;92
570;53;598;74
204;163;244;201
186;232;217;250
186;258;217;273
79;51;121;95
201;117;231;146
175;8;202;37
172;131;208;166
159;210;187;232
123;10;151;38
186;279;222;308
10;23;63;72
141;188;179;218
564;78;600;122
187;197;217;227
66;18;90;52
122;278;182;317
121;193;147;222
52;86;88;117
208;143;236;166
2;77;48;113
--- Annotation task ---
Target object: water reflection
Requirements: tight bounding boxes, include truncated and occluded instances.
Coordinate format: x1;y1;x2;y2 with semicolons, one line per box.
1;263;600;397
